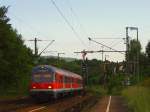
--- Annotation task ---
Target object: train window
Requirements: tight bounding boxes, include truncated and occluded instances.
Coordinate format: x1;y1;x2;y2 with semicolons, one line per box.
68;77;71;83
60;76;63;83
55;75;63;83
65;76;68;83
68;77;70;83
34;74;41;78
32;73;53;82
64;76;66;83
64;76;71;83
66;77;68;83
67;77;69;83
43;74;51;78
56;75;60;83
73;78;75;83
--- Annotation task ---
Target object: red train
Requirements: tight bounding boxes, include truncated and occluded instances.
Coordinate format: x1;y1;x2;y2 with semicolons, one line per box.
29;65;83;99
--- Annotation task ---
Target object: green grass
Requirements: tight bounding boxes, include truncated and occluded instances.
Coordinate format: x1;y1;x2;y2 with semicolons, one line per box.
122;86;150;112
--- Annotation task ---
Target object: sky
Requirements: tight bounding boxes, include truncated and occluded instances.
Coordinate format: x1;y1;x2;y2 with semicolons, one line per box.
1;0;150;61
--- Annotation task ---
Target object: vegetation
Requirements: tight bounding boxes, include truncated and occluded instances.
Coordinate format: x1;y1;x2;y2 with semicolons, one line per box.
0;5;150;103
121;39;150;112
107;73;125;95
0;6;34;95
122;79;150;112
86;85;106;97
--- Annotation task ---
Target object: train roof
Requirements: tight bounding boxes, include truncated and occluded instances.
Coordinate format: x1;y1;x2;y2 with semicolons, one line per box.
32;65;82;79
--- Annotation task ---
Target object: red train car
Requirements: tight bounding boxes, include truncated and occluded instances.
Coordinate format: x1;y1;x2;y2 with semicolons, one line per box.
29;65;83;99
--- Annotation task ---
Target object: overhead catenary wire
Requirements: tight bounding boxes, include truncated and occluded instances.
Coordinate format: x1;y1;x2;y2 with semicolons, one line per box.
91;37;125;51
38;40;55;56
67;0;88;37
50;0;87;47
110;39;125;48
88;37;125;55
92;38;125;39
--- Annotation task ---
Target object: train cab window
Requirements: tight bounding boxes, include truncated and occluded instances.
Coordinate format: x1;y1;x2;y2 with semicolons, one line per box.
32;73;53;82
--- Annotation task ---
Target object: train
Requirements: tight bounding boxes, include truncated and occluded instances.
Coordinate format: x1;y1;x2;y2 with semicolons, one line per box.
29;65;83;99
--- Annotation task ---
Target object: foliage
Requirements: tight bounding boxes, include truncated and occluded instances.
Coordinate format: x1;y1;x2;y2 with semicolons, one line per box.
127;39;150;80
86;85;107;96
87;59;102;85
107;73;125;95
0;6;34;94
128;39;141;61
122;86;150;112
146;41;150;60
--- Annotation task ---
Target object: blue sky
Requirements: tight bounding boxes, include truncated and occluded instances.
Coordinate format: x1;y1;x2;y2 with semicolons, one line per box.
1;0;150;61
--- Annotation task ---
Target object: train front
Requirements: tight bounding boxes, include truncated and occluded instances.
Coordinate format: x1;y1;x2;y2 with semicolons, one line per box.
29;65;54;99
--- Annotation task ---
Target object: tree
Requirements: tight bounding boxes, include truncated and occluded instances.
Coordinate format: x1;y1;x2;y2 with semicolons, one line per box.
128;39;141;61
0;6;34;93
146;41;150;60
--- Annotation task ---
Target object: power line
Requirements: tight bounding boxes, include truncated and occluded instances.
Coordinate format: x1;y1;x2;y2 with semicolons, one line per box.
110;39;125;48
91;37;125;50
39;40;55;56
92;38;125;39
88;37;125;55
50;0;87;47
67;0;88;37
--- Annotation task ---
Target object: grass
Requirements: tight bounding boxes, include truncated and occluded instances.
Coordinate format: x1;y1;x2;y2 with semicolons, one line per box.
122;78;150;112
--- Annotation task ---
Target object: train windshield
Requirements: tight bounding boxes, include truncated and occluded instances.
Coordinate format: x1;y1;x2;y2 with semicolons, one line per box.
32;73;53;82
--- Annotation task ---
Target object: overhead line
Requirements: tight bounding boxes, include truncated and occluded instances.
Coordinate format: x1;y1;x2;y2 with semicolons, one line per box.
110;39;124;48
67;0;88;37
92;38;125;39
39;40;55;56
88;37;125;55
50;0;87;47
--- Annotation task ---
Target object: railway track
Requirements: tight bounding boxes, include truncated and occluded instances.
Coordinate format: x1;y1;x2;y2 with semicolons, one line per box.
88;96;129;112
0;94;95;112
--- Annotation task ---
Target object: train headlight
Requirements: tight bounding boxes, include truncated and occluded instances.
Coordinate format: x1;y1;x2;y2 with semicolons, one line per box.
48;86;52;89
33;86;36;89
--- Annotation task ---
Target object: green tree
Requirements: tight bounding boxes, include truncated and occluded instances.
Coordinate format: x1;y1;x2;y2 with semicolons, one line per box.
146;41;150;60
128;39;141;61
0;6;34;93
